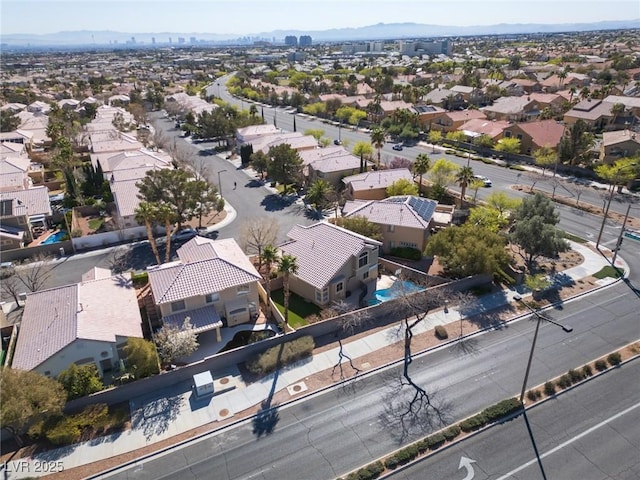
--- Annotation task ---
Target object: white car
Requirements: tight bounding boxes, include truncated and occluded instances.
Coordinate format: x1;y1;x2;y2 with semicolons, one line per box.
474;175;492;187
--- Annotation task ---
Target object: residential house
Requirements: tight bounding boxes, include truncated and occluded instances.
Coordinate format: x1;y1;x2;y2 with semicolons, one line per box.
278;222;381;307
431;110;487;134
563;98;615;130
0;186;52;248
481;96;540;122
342;168;415;200
412;104;447;130
165;92;217;116
11;270;144;379
457;118;511;142
147;237;262;340
527;92;565;116
299;146;364;187
108;94;130;107
600;130;640;164
422;88;465;110
502;120;566;155
236;124;280;144
251;132;318;154
94;147;172;175
342;195;453;253
510;78;542;95
450;85;486;106
58;98;80;111
0;130;34;150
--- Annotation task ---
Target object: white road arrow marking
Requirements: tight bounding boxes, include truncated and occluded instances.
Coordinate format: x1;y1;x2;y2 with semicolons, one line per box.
458;456;476;480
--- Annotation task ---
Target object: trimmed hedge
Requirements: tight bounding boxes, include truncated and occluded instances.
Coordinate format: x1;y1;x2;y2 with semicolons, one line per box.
607;352;622;366
389;246;422;261
434;325;448;340
544;381;556;396
345;461;384;480
384;444;419;469
246;336;315;375
595;359;608;371
459;413;487;432
443;425;461;441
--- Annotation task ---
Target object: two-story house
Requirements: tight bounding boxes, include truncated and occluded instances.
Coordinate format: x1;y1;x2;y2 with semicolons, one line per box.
279;222;381;307
147;237;263;342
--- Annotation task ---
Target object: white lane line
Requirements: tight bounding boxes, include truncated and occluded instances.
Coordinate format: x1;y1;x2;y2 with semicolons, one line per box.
495;400;640;479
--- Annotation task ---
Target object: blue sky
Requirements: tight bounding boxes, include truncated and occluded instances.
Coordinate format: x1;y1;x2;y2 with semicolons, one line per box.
2;0;639;35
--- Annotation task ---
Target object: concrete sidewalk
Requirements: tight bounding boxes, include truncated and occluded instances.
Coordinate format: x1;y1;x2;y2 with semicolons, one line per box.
2;242;627;479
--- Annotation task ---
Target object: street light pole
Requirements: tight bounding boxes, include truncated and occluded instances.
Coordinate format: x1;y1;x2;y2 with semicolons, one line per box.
611;202;632;266
217;169;227;197
514;295;573;404
596;182;616;248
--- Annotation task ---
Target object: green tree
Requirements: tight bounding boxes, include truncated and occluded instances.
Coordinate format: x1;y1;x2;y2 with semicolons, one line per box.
266;144;303;193
124;338;160;379
510;193;569;271
427;130;443;147
154;318;199;364
595;157;639;194
533;146;558;175
468;206;509;233
469;177;486;203
412;153;431;196
370;127;386;168
277;254;299;326
330;215;383;241
445;130;466;143
0;368;66;445
486;191;521;217
495;137;521;155
474;134;494;150
306;179;335;211
304;128;325;141
425;224;511;278
0;109;21;132
57;364;103;400
428;158;459;201
386;178;418;196
456;166;475;204
250;150;269;179
558;120;594;166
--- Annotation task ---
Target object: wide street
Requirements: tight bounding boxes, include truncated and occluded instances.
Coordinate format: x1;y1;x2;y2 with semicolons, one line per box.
387;358;640;480
103;285;639;480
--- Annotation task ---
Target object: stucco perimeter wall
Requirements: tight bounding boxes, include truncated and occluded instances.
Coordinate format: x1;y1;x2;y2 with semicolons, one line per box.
65;273;491;413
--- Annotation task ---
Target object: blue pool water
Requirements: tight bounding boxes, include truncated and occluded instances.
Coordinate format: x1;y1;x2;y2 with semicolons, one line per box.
367;280;425;306
41;230;67;245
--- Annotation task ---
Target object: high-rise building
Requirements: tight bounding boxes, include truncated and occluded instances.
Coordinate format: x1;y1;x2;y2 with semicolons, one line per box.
151;37;156;45
299;35;312;47
284;35;298;47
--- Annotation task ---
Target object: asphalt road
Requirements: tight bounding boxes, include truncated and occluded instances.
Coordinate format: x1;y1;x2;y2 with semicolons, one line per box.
387;358;640;480
102;285;639;480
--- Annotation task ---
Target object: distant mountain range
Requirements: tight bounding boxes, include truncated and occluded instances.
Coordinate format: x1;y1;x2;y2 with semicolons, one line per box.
2;20;639;47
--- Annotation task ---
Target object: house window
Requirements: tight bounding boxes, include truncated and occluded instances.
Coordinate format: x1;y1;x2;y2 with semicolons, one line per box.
101;351;109;358
358;251;368;269
505;131;512;138
44;370;51;376
205;292;220;304
363;271;369;280
315;287;329;304
336;282;344;293
388;225;395;232
516;134;523;140
171;300;186;312
237;284;250;296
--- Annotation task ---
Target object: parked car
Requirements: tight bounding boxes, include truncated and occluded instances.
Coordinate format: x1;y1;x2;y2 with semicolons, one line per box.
473;175;492;187
392;144;403;151
172;228;198;242
333;139;342;145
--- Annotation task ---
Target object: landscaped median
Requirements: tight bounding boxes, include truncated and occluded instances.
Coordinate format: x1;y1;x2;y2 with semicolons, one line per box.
337;341;639;480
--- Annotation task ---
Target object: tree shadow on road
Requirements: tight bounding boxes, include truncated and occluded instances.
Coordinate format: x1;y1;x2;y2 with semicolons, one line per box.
260;194;296;211
252;344;283;438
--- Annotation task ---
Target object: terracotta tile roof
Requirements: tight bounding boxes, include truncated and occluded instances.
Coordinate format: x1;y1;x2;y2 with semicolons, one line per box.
564;99;614;121
279;222;381;290
482;96;534;115
148;237;261;305
602;129;640;147
459;118;511;139
11;274;143;371
516;120;566;148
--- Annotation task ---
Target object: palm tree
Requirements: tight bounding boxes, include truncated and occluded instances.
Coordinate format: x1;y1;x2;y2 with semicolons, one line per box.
249;104;258;118
277;254;298;327
306;179;334;211
261;244;279;321
370;127;385;169
135;202;161;265
456;166;475;205
412;153;430;197
155;202;177;263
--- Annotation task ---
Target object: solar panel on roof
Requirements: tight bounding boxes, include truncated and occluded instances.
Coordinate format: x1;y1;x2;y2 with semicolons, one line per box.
408;197;437;221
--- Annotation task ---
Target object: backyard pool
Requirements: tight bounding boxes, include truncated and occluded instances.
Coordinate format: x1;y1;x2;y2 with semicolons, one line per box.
367;280;425;306
41;230;68;245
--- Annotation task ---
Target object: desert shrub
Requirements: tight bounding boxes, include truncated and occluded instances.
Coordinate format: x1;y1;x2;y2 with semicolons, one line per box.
384;445;419;469
482;398;522;422
568;368;584;383
460;413;487;432
444;425;461;441
556;374;572;389
544;381;556;396
345;461;384;480
434;325;448;340
426;432;446;450
45;416;81;446
595;359;608;371
582;364;593;377
246;336;315;375
527;389;542;402
607;352;622;366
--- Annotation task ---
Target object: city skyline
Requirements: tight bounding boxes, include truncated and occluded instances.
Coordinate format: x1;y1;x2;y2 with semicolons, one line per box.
2;0;639;36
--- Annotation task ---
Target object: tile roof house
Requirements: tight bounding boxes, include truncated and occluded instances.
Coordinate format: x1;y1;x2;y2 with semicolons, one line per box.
298;146;364;187
236;124;281;144
342;195;452;253
0;185;51;249
600;130;640;164
563;98;615;130
458;118;511;141
147;237;262;338
279;222;382;307
342;168;415;200
251;132;318;154
502;120;566;155
481;96;540;122
11;272;144;379
422;88;465;110
431;110;487;134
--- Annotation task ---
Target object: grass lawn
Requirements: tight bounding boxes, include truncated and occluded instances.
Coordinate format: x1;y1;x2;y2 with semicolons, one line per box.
88;218;104;230
271;289;321;328
593;265;624;279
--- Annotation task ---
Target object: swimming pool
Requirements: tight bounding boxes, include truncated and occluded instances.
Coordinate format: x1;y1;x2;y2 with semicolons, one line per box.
41;230;68;245
367;280;425;306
